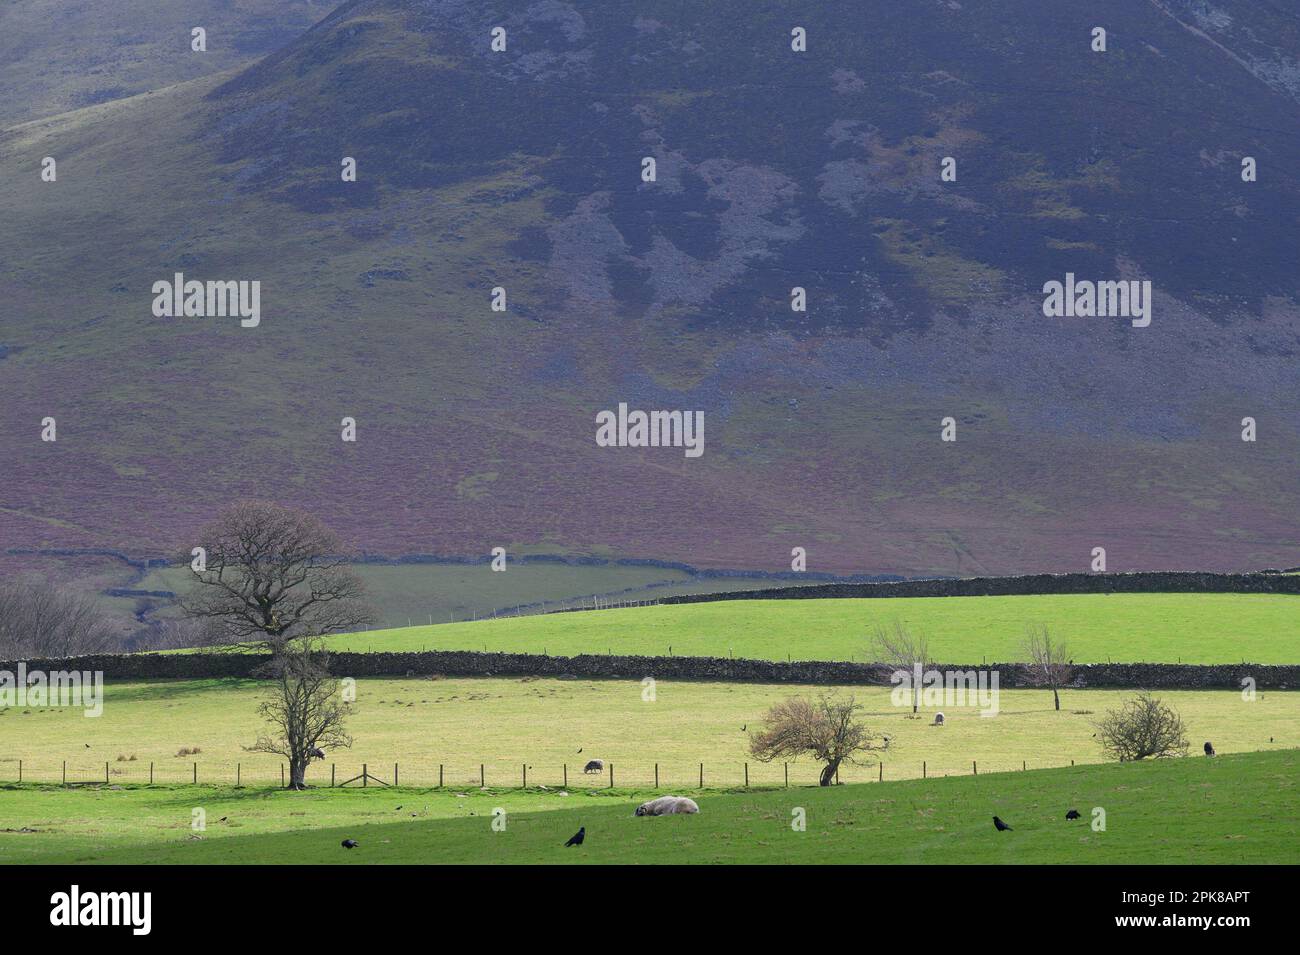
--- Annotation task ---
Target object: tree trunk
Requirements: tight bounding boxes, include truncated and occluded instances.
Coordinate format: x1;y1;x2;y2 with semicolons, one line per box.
1053;687;1061;711
288;759;308;790
912;687;919;714
819;759;841;787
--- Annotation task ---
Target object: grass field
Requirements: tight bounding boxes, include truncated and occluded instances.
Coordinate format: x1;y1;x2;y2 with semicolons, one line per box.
320;593;1300;664
2;749;1296;864
2;677;1294;789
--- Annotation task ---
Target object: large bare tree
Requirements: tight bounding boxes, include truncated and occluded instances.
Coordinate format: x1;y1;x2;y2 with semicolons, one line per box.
1021;625;1073;711
180;500;374;651
748;693;880;786
0;581;119;658
870;622;931;714
1096;692;1188;761
248;641;352;789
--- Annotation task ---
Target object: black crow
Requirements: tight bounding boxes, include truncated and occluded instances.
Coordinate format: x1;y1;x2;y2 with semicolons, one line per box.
395;806;402;811
993;816;1012;832
1065;809;1081;820
219;816;228;823
84;743;90;748
1204;741;1215;757
564;827;585;847
577;748;582;754
341;839;359;849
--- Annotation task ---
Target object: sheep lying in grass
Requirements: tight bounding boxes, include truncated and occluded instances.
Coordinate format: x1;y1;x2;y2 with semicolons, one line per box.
582;759;605;774
635;796;700;816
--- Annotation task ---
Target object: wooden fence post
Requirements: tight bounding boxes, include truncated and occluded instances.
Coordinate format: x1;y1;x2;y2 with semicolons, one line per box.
609;763;614;788
105;761;109;784
330;763;335;787
784;762;788;788
17;759;21;784
654;763;659;788
836;765;840;785
282;764;286;787
193;762;197;785
522;763;527;788
699;763;704;788
62;761;66;786
439;764;444;788
744;763;749;787
363;763;368;788
923;760;926;779
562;763;567;787
238;763;242;787
973;760;977;775
480;764;484;788
149;761;154;785
394;762;399;787
878;762;882;782
1023;760;1026;771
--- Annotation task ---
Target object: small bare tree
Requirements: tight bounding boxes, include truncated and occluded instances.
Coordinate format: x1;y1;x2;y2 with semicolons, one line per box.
1021;625;1073;711
248;642;352;789
0;581;120;657
180;500;374;651
748;693;880;786
870;622;931;714
1096;692;1188;761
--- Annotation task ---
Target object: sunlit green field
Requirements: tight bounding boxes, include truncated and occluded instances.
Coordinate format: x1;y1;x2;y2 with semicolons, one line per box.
2;677;1294;789
2;750;1296;864
320;593;1300;664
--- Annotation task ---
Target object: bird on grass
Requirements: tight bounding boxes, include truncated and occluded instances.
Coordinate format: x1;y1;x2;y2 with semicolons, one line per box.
219;816;228;823
341;839;359;849
395;806;403;811
993;816;1013;832
577;748;582;754
1065;809;1081;820
564;827;585;847
1204;741;1215;757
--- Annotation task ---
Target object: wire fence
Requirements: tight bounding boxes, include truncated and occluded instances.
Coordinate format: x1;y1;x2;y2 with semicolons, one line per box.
0;755;1084;789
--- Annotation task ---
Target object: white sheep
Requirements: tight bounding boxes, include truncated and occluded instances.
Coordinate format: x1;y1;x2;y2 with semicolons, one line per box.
582;759;605;774
635;795;700;816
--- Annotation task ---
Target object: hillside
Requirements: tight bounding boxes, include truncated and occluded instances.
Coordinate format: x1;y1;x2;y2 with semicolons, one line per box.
1;0;1298;580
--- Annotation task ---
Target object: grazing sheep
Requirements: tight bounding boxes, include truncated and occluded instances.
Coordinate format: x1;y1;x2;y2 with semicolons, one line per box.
634;796;700;817
308;747;326;760
582;759;605;774
1204;741;1215;757
933;712;945;726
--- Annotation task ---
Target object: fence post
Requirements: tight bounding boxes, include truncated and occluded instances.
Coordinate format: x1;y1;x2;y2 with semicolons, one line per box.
699;763;704;788
609;764;614;789
480;764;484;788
836;765;840;785
1023;760;1026;771
18;759;21;784
282;764;286;787
522;763;527;788
973;760;977;775
193;762;197;785
149;761;154;785
394;762;399;787
238;763;242;787
654;763;659;788
879;762;883;782
331;763;335;787
62;760;66;786
744;763;748;788
923;760;926;779
562;763;567;788
364;763;368;788
105;761;109;784
439;764;444;788
784;762;788;788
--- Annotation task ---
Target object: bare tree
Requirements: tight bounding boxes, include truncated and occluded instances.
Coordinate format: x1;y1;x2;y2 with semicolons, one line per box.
748;693;880;786
870;621;931;714
247;641;352;789
1096;692;1188;761
179;500;374;651
1021;625;1073;711
0;581;120;658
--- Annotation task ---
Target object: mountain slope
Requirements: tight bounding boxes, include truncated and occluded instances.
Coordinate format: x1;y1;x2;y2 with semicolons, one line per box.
0;0;1297;577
